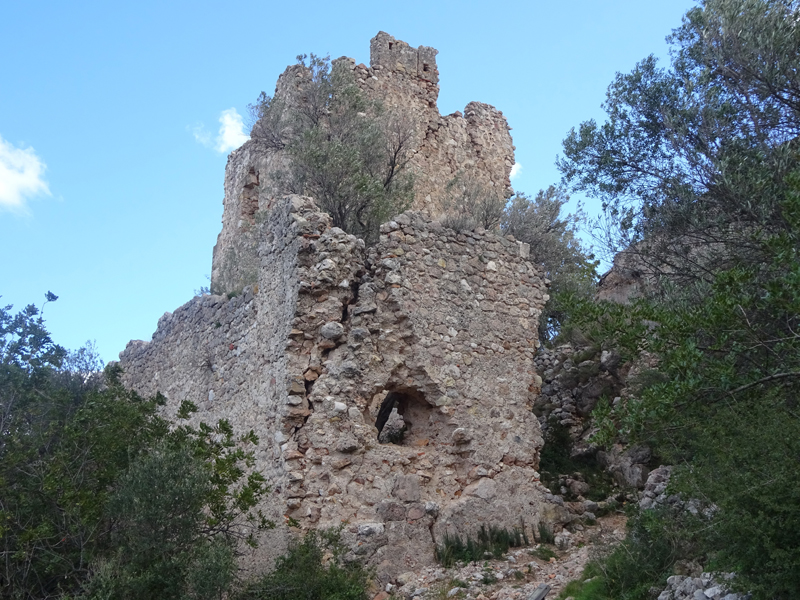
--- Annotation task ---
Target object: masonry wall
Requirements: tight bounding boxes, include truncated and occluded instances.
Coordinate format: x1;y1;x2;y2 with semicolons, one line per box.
211;32;515;295
120;195;554;582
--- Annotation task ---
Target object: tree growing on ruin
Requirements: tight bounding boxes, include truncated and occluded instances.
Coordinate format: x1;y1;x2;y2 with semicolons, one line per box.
436;180;598;343
437;173;508;231
249;54;415;244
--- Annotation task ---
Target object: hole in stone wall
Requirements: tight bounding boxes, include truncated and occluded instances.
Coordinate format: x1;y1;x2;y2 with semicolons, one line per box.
341;279;361;323
422;63;430;72
372;388;438;446
389;42;393;50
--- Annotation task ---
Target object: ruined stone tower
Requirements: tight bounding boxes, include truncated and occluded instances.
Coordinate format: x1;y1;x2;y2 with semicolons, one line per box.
119;34;556;583
211;31;516;296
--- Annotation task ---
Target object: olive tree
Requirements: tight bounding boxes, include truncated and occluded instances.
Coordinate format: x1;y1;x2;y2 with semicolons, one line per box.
249;54;415;244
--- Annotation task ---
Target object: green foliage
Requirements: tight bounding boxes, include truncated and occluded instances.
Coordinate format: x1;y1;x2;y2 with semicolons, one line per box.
250;54;414;244
437;173;507;231
555;576;606;600
536;523;555;546
557;2;800;597
559;0;800;273
501;187;598;342
556;508;691;600
564;182;800;597
435;525;526;567
235;528;370;600
435;183;598;342
530;545;557;561
0;301;269;599
538;420;616;502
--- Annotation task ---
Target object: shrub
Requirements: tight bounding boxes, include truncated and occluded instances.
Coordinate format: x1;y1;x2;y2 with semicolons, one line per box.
249;54;415;245
537;523;555;546
435;525;527;567
436;173;507;232
501;187;598;343
538;419;617;502
235;528;370;600
531;545;558;561
556;507;697;600
0;300;269;600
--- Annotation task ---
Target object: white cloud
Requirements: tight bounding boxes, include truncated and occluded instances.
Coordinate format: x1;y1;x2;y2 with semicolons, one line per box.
215;108;250;153
510;162;522;180
191;124;213;148
192;108;250;154
0;135;51;212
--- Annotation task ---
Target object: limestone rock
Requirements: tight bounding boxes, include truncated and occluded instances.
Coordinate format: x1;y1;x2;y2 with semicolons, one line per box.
320;321;345;340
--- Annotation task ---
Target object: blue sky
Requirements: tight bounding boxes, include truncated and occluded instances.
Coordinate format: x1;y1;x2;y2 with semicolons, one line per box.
0;0;695;364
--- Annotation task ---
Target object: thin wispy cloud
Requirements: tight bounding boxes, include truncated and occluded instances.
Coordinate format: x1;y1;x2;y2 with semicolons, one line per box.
192;108;250;154
0;135;51;212
510;162;522;180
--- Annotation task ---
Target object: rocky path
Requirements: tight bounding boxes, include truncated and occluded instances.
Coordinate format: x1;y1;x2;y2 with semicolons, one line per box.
375;513;627;600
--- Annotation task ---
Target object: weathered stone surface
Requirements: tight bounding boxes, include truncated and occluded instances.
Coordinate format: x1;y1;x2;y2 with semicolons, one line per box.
119;195;555;578
464;477;497;500
393;474;422;502
117;34;562;580
320;321;345;340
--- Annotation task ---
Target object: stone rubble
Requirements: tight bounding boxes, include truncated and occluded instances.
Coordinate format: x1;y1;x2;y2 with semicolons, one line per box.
368;513;627;600
656;573;748;600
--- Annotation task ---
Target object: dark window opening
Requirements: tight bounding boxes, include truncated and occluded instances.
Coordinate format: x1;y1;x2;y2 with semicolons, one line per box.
389;42;393;50
373;389;436;446
422;63;430;72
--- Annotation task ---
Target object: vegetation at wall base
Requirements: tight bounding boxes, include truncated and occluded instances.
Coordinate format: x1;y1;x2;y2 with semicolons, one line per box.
554;508;698;600
234;528;371;600
536;523;555;546
0;299;271;600
538;419;617;503
435;525;528;568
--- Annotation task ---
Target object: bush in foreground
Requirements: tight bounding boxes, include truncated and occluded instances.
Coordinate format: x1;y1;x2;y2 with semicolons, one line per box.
235;528;370;600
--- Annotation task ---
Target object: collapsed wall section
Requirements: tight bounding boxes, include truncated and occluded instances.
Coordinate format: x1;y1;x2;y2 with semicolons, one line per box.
120;195;554;582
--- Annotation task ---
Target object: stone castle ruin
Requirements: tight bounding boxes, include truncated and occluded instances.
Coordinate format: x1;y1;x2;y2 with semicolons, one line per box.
119;33;562;581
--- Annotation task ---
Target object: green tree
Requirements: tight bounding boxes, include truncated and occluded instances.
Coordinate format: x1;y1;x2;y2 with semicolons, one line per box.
501;187;598;342
437;173;508;231
0;300;269;600
557;1;800;596
559;0;800;284
250;54;415;244
567;182;800;597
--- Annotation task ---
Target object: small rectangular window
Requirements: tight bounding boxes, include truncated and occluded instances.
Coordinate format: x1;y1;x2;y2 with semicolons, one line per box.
423;63;430;72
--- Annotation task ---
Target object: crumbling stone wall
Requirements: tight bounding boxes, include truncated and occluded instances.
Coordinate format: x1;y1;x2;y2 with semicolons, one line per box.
211;32;515;295
120;195;555;581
